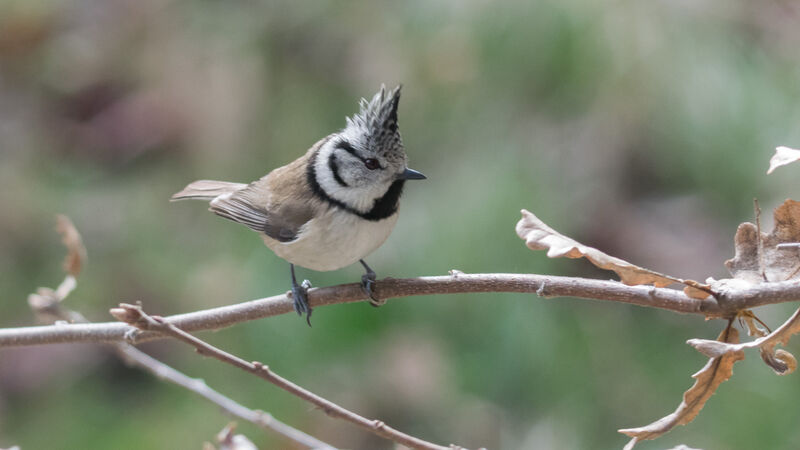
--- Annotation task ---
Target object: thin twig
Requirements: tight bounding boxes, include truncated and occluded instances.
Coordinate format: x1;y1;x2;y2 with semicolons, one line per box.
34;307;335;449
112;342;336;449
113;303;463;450
6;273;800;348
0;273;729;347
44;309;334;448
27;216;335;449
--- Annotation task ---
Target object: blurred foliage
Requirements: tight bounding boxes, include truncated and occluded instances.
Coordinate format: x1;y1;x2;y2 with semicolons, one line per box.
2;0;800;449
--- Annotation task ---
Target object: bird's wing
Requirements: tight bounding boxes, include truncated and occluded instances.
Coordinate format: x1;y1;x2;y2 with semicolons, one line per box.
209;153;319;243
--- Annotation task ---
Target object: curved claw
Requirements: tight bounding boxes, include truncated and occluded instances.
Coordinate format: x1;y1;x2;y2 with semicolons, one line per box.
361;272;385;307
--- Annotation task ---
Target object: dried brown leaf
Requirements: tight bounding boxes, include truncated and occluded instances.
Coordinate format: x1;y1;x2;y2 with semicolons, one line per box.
619;325;743;445
764;349;797;375
725;199;800;283
768;146;800;174
689;307;800;375
27;216;84;313
740;311;795;374
56;214;87;277
516;209;710;295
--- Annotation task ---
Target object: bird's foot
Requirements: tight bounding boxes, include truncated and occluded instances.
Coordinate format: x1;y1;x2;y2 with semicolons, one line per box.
290;279;313;326
361;270;384;307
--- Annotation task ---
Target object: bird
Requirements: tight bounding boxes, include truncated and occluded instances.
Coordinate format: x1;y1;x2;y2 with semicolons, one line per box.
171;85;425;325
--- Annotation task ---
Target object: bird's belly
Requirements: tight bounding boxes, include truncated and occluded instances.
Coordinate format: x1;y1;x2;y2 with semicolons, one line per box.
262;211;399;271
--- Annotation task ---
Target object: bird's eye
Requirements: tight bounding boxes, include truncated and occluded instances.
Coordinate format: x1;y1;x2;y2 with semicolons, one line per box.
364;158;380;170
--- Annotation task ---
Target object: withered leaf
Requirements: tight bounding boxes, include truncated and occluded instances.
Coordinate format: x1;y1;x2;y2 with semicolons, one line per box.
516;209;710;295
619;326;744;446
56;214;87;277
767;146;800;174
27;215;85;313
725;199;800;283
741;311;797;375
689;307;800;375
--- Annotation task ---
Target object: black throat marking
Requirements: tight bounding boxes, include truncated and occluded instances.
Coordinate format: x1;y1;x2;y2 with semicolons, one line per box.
308;149;404;221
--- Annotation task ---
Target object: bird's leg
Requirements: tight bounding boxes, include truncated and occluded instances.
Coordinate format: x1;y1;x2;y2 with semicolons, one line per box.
289;264;313;326
359;259;384;307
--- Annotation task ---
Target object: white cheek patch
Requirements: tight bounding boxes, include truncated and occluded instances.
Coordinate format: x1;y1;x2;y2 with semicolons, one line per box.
314;138;392;213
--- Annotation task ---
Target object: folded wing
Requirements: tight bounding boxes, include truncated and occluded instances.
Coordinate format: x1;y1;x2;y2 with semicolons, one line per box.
209;181;314;243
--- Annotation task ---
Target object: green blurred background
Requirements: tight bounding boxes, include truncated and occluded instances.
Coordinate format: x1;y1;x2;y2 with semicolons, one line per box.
2;0;800;449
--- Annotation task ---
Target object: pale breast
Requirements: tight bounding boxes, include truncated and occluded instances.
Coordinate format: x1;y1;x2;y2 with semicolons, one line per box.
261;209;399;271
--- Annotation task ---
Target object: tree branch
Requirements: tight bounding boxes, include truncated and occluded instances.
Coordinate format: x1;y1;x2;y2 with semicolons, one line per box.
31;292;336;449
114;303;463;450
4;273;800;348
24;215;337;449
113;343;337;449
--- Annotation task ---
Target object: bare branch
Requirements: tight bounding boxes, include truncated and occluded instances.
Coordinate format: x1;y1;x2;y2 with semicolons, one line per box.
6;273;800;348
115;303;463;450
36;306;335;448
0;273;730;347
26;216;336;450
113;343;337;448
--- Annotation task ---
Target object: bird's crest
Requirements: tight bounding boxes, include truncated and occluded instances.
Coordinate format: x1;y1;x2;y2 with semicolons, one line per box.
346;85;403;155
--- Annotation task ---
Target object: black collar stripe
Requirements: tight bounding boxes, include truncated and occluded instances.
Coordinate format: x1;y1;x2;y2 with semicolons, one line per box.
307;149;403;221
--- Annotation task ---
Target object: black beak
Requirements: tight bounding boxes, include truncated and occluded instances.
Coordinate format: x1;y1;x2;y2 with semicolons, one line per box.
398;167;426;180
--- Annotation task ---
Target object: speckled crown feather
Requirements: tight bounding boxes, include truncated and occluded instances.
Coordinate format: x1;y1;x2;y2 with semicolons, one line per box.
346;85;404;155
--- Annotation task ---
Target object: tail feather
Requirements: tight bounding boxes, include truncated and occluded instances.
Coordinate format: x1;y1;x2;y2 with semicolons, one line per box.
171;180;247;201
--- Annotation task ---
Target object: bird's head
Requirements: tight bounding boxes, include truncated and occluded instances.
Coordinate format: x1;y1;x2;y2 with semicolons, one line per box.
312;85;425;214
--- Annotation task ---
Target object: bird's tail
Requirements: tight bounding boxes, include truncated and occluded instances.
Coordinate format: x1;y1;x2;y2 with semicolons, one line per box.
170;180;248;201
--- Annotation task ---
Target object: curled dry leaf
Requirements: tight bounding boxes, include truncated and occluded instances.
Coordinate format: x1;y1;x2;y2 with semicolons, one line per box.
689;307;800;375
28;215;85;313
619;325;744;446
516;209;710;296
56;214;87;277
765;349;797;375
725;199;800;283
741;311;797;375
767;146;800;174
516;209;675;287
